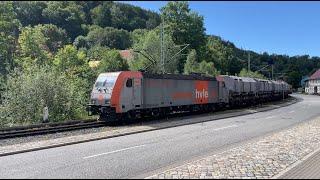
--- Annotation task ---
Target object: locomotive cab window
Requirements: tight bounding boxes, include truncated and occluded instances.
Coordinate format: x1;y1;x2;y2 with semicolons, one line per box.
126;78;133;87
95;75;117;89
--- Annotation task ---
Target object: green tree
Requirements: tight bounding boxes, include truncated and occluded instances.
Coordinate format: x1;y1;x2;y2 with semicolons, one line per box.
206;36;242;75
53;45;96;97
36;24;70;53
84;26;132;50
146;12;161;30
13;1;47;26
17;24;69;68
184;49;199;74
90;2;112;28
160;1;206;51
73;35;89;49
0;66;88;127
184;49;219;76
0;1;20;77
110;2;160;31
17;26;51;66
198;61;220;77
287;71;301;89
90;2;160;31
42;2;86;40
53;45;92;79
0;75;5;104
239;68;266;79
131;29;149;45
130;28;181;74
78;1;103;24
87;46;129;74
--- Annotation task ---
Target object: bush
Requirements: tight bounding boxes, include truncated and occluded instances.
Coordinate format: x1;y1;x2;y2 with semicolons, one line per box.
0;65;88;127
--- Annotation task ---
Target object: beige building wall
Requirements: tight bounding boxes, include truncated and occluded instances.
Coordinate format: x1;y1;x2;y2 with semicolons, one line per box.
305;79;320;94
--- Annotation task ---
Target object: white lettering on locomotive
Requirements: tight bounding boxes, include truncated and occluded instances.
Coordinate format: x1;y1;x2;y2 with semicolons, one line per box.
195;89;208;99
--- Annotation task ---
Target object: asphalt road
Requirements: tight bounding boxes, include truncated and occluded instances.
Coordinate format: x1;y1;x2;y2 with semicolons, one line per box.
0;94;319;179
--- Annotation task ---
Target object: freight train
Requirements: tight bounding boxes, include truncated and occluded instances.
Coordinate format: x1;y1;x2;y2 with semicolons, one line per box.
87;71;292;121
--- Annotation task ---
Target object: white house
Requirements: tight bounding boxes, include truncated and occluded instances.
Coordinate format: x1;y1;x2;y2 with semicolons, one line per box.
305;69;320;94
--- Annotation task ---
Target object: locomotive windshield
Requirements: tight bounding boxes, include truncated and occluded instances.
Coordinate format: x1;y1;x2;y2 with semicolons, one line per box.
95;75;117;89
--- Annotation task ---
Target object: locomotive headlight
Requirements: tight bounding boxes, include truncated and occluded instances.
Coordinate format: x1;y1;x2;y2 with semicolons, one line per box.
91;100;96;104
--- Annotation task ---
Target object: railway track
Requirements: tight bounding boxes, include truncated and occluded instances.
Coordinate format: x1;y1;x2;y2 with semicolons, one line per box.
0;121;105;140
0;97;297;140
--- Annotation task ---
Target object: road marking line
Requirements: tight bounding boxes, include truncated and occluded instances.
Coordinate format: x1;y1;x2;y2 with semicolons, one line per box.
83;144;146;159
213;125;238;131
289;110;295;113
265;116;276;119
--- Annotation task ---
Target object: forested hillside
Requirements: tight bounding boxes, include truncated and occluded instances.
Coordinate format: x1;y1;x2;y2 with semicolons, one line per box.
0;1;319;126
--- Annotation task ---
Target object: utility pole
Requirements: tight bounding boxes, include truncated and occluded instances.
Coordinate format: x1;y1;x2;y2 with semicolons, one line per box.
271;64;274;80
160;18;165;74
248;52;251;72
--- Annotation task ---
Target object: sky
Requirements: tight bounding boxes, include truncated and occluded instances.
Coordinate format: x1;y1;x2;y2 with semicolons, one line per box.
120;1;320;57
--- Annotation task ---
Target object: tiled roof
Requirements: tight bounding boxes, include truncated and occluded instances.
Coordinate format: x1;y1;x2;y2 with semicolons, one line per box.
310;69;320;80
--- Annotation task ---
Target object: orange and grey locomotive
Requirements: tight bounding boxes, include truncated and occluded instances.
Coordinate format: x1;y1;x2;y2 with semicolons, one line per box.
87;71;291;121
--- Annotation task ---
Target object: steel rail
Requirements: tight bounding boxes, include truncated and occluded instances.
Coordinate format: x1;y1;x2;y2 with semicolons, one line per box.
0;121;105;139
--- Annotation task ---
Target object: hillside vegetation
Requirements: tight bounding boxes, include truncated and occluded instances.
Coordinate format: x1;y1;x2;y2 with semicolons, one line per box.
0;1;318;126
